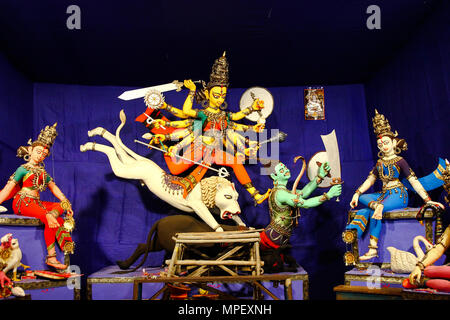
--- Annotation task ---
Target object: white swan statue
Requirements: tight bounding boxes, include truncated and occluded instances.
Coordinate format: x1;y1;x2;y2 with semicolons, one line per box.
387;235;433;274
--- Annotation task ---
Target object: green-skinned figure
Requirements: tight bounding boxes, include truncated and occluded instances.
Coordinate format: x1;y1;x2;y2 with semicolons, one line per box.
260;161;342;250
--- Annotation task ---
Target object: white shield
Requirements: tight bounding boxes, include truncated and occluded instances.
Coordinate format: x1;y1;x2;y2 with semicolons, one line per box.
239;87;274;123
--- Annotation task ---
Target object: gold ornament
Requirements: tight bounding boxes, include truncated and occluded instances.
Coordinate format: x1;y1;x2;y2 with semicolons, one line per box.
207;52;229;89
0;248;11;261
443;165;450;204
60;199;72;211
63;215;76;233
144;89;165;109
35;123;58;148
342;230;356;244
63;241;75;255
372;109;398;138
344;252;356;266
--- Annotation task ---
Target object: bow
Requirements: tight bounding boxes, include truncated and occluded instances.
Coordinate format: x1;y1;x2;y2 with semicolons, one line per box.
291;156;306;226
291;156;306;193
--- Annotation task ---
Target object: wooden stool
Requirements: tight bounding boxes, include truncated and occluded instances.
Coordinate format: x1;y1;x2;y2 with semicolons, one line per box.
166;230;263;278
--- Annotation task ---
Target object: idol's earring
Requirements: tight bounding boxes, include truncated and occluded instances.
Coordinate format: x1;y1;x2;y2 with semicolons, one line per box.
219;101;228;110
378;151;384;158
24;154;30;162
202;100;209;109
395;147;401;155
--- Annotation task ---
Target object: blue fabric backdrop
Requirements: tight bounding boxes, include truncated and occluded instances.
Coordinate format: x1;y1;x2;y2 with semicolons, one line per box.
0;52;33;183
0;2;448;300
26;82;371;299
364;1;450;210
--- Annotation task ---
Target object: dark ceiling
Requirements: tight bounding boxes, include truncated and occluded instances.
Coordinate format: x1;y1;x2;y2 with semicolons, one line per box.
0;0;443;88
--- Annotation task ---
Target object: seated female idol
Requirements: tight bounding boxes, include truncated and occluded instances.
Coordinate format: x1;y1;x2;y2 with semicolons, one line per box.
0;124;74;270
346;110;444;261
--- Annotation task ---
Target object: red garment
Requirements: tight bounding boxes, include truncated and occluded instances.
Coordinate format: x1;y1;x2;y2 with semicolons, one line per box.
21;171;49;189
165;144;251;185
135;107;175;135
12;195;72;251
203;118;228;131
259;231;280;250
424;265;450;292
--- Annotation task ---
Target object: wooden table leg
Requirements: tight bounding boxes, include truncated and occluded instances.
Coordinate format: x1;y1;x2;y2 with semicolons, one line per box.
74;288;81;300
133;281;143;300
255;242;261;276
167;243;180;277
284;279;293;300
303;278;309;300
86;282;92;300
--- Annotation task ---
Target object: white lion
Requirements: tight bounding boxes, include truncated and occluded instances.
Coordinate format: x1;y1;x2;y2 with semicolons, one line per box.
80;110;245;232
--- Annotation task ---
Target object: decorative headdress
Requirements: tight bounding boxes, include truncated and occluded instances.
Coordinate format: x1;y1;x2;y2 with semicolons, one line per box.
207;51;229;89
16;123;58;160
32;123;58;149
372;109;398;138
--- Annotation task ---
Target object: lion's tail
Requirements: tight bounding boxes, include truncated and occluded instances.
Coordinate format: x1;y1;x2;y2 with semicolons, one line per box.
112;220;159;274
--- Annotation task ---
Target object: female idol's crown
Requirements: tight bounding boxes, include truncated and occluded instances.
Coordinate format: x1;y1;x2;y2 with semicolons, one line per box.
207;51;229;89
34;123;58;148
372;109;398;138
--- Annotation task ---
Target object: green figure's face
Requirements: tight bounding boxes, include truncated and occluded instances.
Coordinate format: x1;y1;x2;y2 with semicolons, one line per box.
271;163;291;181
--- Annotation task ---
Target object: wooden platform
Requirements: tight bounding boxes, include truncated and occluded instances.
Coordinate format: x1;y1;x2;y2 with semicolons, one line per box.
86;265;155;300
0;214;43;226
402;288;450;300
334;285;402;300
335;285;450;300
133;267;309;300
344;267;408;287
13;277;81;300
87;265;308;300
167;230;263;278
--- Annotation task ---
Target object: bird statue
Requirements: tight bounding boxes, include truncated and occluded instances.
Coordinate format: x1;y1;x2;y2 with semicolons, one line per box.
387;235;433;274
0;234;30;281
0;206;7;213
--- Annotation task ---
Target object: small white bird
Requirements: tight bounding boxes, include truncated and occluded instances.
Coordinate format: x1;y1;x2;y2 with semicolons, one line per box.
0;206;7;213
387;235;433;274
0;234;30;281
11;286;25;297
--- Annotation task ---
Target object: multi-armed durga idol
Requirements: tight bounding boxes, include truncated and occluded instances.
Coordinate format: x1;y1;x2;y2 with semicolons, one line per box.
142;53;270;205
